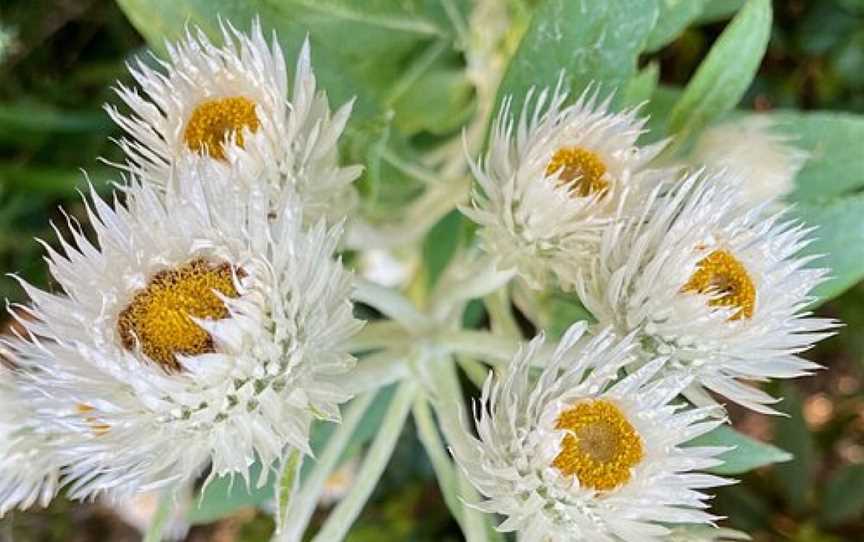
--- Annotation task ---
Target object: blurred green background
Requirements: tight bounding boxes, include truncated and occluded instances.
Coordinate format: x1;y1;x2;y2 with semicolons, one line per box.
1;0;863;540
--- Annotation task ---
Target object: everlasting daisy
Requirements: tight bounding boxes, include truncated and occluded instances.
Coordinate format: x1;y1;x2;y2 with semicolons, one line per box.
3;158;362;503
107;21;360;221
691;116;807;207
577;171;836;413
451;323;730;542
462;79;668;288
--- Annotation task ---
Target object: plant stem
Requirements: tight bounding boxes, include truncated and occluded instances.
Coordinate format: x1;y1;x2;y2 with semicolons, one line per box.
412;396;464;526
352;277;431;333
277;392;377;541
274;448;302;536
310;380;417;542
143;488;174;542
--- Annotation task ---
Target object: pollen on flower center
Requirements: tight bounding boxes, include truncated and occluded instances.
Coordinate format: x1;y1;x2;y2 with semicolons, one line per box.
117;259;241;371
183;96;260;160
552;399;644;491
682;249;756;320
545;146;609;197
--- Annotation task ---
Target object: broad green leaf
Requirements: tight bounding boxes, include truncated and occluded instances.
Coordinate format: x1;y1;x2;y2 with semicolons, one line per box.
696;0;747;23
0;102;111;134
393;65;475;136
115;0;458;122
795;193;864;302
621;62;659;108
668;0;771;139
822;464;864;525
645;0;710;52
642;84;683;142
774;384;815;512
423;210;465;289
687;425;791;475
765;111;864;201
493;0;660;121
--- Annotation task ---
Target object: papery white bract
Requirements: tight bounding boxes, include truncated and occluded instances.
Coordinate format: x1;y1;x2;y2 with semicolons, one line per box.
577;170;836;413
2;158;362;505
107;20;360;222
451;323;730;542
463;80;668;289
692;116;807;206
0;366;61;515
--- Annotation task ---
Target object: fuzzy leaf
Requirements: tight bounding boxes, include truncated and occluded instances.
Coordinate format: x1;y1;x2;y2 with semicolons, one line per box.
687;425;791;475
668;0;771;138
493;0;659;121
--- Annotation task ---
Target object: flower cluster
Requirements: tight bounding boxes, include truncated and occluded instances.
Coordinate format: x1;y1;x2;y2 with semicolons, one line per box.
456;83;836;540
0;16;838;542
1;21;362;510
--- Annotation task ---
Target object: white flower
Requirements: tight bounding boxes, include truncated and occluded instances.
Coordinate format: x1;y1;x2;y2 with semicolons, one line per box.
0;367;61;515
577;171;836;414
2;158;362;504
107;21;360;222
462;80;668;289
452;323;730;542
691;116;807;207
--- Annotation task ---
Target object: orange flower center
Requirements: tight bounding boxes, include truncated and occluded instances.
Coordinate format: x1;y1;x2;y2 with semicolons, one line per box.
552;399;644;491
117;259;241;371
682;249;756;320
545;147;609;197
183;96;260;160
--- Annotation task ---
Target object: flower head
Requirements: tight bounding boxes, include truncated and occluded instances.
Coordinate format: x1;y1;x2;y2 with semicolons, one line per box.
452;323;730;542
2;158;362;504
577;171;837;413
107;20;360;222
691;116;807;206
463;80;668;289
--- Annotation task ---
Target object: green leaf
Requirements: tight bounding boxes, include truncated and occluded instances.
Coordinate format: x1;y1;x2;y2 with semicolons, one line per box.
795;193;864;302
423;210;464;289
822;464;864;526
0;164;115;196
645;0;710;52
0;101;111;134
115;0;458;122
392;64;475;136
621;62;659;108
696;0;747;23
774;383;815;512
493;0;659;121
667;0;771;138
765;111;864;201
687;425;791;475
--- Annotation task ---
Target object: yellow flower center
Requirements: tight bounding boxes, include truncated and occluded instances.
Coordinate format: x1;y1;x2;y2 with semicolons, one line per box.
552;399;644;491
183;96;260;160
117;259;241;371
682;249;756;320
545;147;609;197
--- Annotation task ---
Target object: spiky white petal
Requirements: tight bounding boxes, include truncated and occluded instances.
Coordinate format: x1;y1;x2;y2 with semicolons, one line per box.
577;170;837;414
0;366;61;515
106;21;360;222
691;116;807;206
2;158;362;505
451;323;730;542
463;79;669;289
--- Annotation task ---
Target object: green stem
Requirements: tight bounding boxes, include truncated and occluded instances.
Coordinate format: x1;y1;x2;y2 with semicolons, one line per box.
352;278;431;333
412;396;464;526
311;380;418;542
277;392;377;541
274;448;303;535
142;489;174;542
